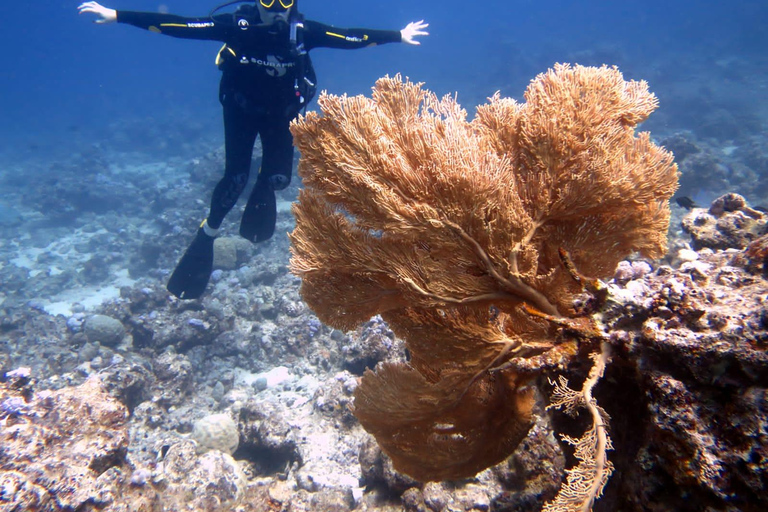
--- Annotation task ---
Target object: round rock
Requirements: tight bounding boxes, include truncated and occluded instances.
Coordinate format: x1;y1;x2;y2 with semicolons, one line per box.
192;413;240;455
84;314;125;347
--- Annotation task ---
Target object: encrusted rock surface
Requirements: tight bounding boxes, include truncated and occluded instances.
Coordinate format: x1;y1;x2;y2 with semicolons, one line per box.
592;207;768;511
0;376;132;511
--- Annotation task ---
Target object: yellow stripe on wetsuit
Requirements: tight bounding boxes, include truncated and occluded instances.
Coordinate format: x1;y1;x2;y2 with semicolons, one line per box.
325;31;369;41
148;23;185;33
150;22;214;33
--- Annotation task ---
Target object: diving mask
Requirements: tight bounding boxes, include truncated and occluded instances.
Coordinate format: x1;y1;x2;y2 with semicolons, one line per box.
259;0;294;10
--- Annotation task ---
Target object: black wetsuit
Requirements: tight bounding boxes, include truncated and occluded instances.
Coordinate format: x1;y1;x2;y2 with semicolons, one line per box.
117;7;402;238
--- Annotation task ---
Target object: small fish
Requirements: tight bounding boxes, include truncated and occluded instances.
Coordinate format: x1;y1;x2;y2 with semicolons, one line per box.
675;196;698;210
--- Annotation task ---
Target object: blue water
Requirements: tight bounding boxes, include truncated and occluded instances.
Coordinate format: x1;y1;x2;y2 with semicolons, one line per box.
1;0;767;161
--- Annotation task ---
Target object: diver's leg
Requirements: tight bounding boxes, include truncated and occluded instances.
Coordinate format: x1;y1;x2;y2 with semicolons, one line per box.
240;115;294;242
209;101;259;228
168;103;257;299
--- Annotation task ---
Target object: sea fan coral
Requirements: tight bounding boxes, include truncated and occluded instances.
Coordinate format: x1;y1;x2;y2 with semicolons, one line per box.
289;64;678;485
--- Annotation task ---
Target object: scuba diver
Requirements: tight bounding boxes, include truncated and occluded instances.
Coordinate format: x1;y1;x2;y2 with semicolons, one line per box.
78;1;429;299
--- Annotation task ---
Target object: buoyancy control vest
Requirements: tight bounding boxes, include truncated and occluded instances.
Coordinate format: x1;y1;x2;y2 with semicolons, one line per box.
213;1;316;115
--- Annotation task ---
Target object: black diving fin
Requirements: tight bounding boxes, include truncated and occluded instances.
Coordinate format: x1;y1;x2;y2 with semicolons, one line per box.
240;183;277;242
167;227;214;300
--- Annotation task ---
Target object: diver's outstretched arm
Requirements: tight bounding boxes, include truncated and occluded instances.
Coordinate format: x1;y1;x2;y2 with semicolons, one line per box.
78;1;117;24
400;20;429;45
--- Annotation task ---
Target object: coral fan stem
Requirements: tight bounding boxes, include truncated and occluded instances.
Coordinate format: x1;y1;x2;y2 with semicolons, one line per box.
400;276;516;305
442;219;560;316
544;340;613;512
582;341;611;512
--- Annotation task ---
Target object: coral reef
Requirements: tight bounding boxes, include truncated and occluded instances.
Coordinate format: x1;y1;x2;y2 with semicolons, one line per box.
661;131;768;207
682;192;767;250
0;187;765;512
288;63;678;492
1;61;766;512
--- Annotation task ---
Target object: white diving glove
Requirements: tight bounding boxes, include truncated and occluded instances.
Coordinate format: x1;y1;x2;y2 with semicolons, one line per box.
78;1;117;24
401;20;429;45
